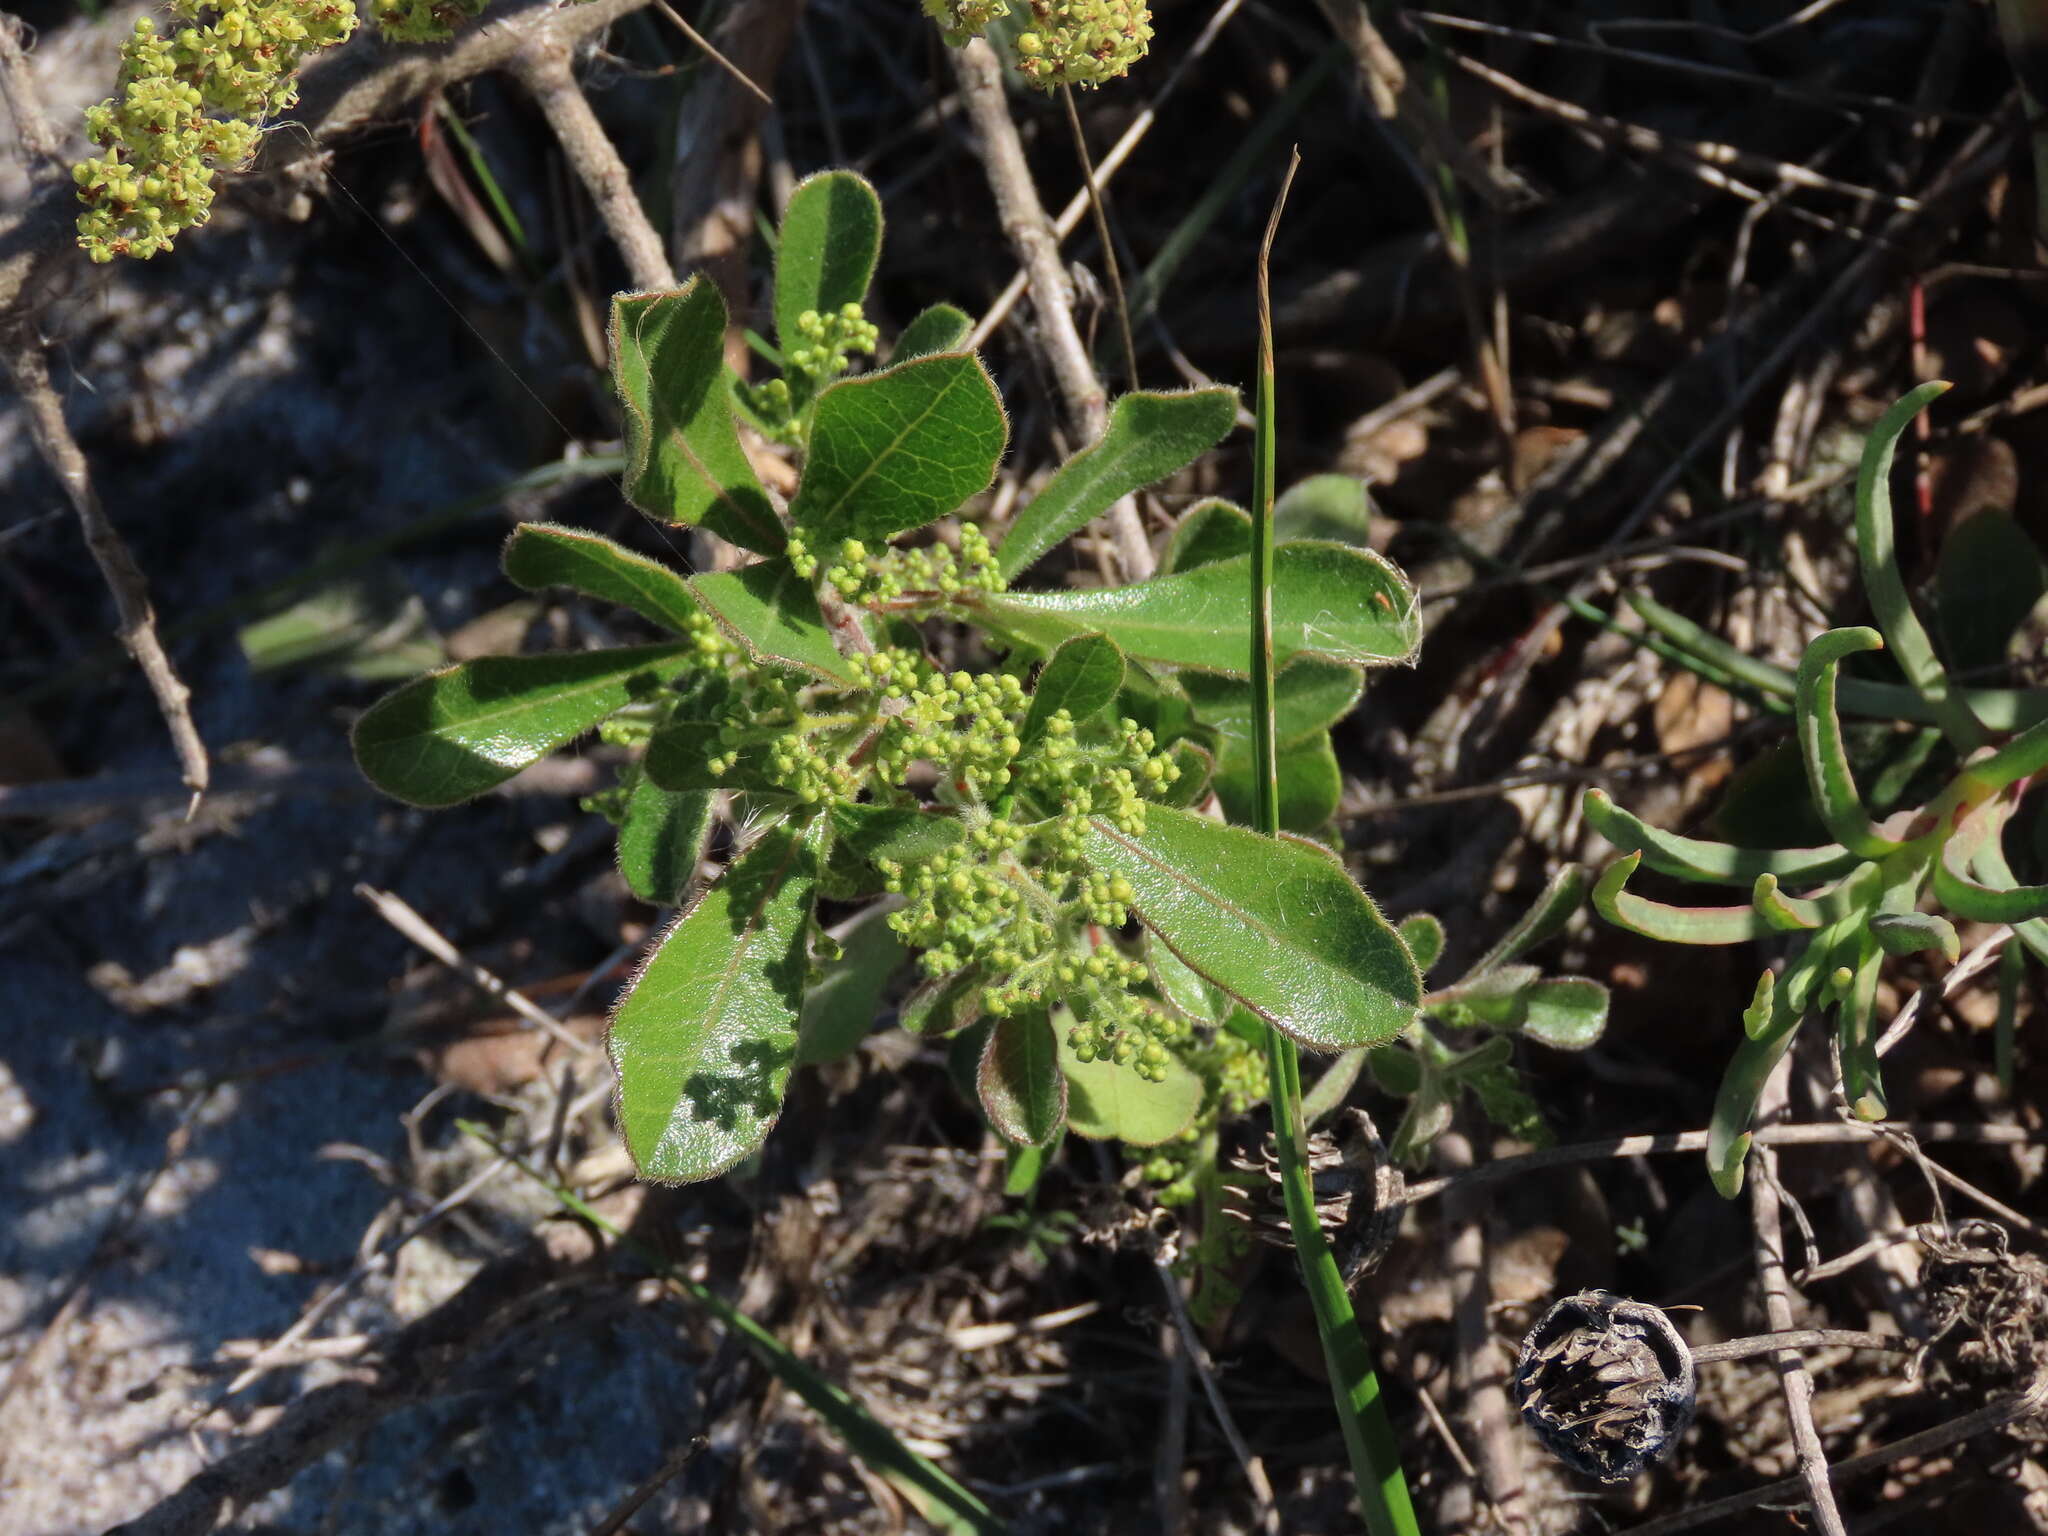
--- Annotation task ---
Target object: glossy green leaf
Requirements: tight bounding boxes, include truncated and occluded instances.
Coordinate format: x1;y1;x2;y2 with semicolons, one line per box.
1183;661;1364;750
353;642;693;808
690;563;855;684
609;820;819;1182
798;906;906;1065
775;170;883;361
1869;910;1960;963
644;677;772;793
618;774;713;906
1214;731;1341;831
892;303;973;363
829;802;968;865
1148;929;1228;1026
1397;913;1445;975
502;523;703;637
1274;474;1373;546
1591;851;1774;945
1519;978;1609;1051
1936;800;2048;921
1584;787;1858;887
978;1008;1066;1146
1855;381;1986;749
995;388;1238;579
901;965;982;1038
1159;498;1252;574
789;355;1008;546
1056;1012;1203;1144
1938;509;2046;673
1081;805;1421;1050
973;542;1421;678
1020;633;1125;751
1796;627;1900;858
1468;864;1590;974
611;282;782;554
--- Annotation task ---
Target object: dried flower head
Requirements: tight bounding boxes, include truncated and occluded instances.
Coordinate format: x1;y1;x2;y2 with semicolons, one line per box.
1920;1219;2048;1437
1513;1290;1697;1483
1225;1108;1403;1288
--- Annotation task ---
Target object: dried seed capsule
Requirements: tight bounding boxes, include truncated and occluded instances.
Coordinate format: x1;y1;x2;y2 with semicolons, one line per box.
1224;1108;1403;1288
1512;1290;1696;1483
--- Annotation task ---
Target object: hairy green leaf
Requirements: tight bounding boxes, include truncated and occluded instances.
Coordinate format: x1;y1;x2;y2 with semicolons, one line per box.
798;906;906;1065
618;774;713;906
503;522;704;636
776;170;883;361
901;965;983;1038
1148;931;1227;1026
1020;633;1125;751
790;354;1008;545
690;563;855;684
995;388;1238;579
1214;730;1340;831
611;282;782;554
974;542;1420;677
979;1008;1066;1146
1519;978;1609;1051
1397;913;1445;975
1159;498;1252;574
892;303;973;363
1274;473;1372;546
829;802;970;864
1056;1012;1203;1143
1183;661;1364;749
609;820;819;1182
353;643;692;808
1081;805;1421;1050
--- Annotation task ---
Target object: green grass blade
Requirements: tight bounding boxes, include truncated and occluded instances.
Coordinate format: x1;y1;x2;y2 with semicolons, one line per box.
1249;152;1419;1536
464;1125;1004;1536
1854;382;1987;750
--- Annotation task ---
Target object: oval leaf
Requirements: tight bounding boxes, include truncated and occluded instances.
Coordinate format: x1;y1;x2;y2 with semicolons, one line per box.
1080;804;1420;1050
974;542;1420;677
1021;633;1125;750
789;354;1008;546
353;642;693;808
1519;977;1609;1051
1055;1014;1202;1144
609;821;819;1182
1274;474;1373;546
611;281;782;554
892;303;973;364
978;1008;1067;1146
776;170;884;360
689;563;855;684
1183;660;1364;750
618;774;713;906
798;905;907;1065
504;522;704;637
1397;913;1445;975
996;388;1239;579
1159;497;1251;574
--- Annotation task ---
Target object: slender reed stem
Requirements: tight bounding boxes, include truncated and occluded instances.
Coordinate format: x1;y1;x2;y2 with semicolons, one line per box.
1060;84;1140;391
1250;148;1419;1536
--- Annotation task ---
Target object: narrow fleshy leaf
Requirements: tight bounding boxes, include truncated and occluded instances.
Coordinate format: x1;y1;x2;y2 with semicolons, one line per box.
1182;661;1364;750
1055;1013;1203;1144
901;965;982;1038
1937;508;2046;674
353;643;693;808
1969;836;2048;967
1583;787;1858;887
1519;978;1609;1051
1274;473;1372;546
1159;497;1252;574
1591;852;1773;945
798;907;906;1065
1869;910;1961;963
618;774;713;906
1936;799;2048;921
978;1008;1067;1146
973;542;1421;677
1707;969;1802;1198
1837;931;1887;1121
1397;912;1445;976
1468;864;1590;974
608;820;819;1182
1020;633;1125;751
1963;713;2048;795
995;388;1239;579
690;563;855;684
1855;381;1987;749
775;170;883;362
502;523;704;636
611;282;782;553
828;802;968;864
1081;804;1421;1049
789;355;1008;546
1796;627;1900;858
892;303;973;363
1741;968;1776;1041
1751;873;1823;932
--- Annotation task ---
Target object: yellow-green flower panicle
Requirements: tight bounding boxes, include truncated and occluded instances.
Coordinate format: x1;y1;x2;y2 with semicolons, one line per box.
1015;0;1151;89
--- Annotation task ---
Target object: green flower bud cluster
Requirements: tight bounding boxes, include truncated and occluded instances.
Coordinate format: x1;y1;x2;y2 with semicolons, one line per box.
371;0;487;44
75;1;358;261
701;673;865;806
1067;979;1182;1082
884;831;1053;981
820;526;1004;608
788;303;880;385
1012;710;1174;838
872;666;1030;799
921;0;1008;46
742;377;802;446
1013;0;1152;89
